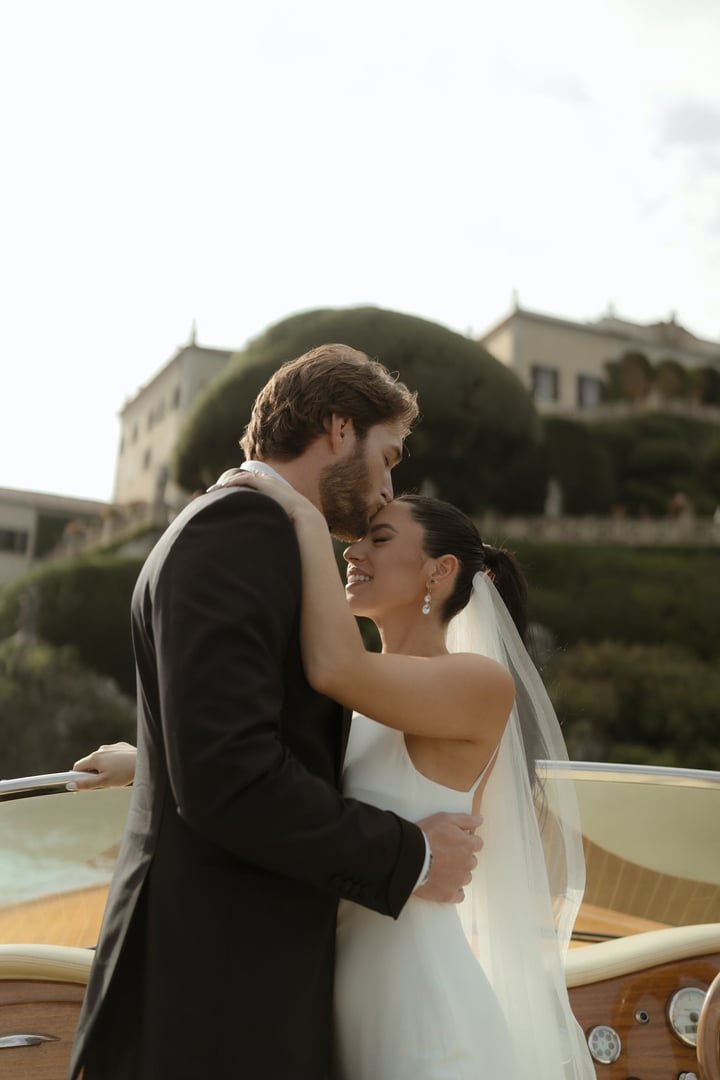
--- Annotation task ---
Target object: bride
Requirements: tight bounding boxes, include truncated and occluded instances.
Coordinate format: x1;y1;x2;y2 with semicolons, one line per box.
74;482;594;1079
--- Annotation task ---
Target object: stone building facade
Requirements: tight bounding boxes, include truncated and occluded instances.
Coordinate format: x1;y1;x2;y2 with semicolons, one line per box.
479;303;720;413
113;331;231;511
0;487;108;585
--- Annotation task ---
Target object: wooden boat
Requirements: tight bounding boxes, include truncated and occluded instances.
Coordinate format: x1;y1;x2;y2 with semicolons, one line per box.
0;763;718;1078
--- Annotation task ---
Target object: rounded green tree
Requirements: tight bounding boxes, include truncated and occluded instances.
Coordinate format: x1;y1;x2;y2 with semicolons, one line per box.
173;307;540;513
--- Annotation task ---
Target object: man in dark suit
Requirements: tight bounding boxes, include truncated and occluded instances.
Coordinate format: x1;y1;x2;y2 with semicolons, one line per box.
69;344;482;1079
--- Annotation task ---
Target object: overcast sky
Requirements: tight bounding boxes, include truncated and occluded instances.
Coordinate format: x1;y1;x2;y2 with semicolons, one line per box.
2;0;719;501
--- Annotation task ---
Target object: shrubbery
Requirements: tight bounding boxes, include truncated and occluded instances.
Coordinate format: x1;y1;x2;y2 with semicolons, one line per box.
509;542;720;661
489;417;617;515
0;517;716;774
0;638;135;776
487;408;719;519
545;641;720;770
498;540;720;768
591;413;719;516
0;556;142;696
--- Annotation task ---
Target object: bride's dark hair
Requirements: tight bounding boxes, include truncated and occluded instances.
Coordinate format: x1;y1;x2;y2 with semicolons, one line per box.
396;495;528;641
397;494;547;792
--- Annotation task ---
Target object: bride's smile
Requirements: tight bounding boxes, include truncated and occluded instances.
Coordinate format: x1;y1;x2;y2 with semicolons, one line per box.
343;502;434;624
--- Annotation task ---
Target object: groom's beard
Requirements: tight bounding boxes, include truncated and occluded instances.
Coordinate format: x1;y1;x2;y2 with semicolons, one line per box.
319;451;373;542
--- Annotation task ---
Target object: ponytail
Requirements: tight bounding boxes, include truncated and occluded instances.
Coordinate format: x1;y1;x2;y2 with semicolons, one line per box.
481;546;529;648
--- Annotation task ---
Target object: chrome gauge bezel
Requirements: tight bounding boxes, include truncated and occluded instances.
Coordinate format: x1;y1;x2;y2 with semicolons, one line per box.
667;986;706;1048
587;1024;622;1064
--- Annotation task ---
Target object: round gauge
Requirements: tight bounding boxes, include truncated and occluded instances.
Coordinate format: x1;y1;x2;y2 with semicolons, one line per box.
667;986;706;1048
587;1025;622;1064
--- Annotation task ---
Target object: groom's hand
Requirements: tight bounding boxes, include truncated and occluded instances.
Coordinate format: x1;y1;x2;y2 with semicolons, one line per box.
414;812;483;903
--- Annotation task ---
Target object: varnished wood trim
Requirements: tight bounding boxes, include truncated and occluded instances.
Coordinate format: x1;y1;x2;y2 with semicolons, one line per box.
0;981;84;1080
569;953;720;1077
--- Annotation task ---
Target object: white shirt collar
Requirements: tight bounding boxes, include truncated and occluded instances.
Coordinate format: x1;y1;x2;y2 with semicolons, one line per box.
239;460;292;486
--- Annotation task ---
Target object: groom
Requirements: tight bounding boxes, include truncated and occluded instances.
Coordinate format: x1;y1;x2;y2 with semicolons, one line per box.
69;344;482;1080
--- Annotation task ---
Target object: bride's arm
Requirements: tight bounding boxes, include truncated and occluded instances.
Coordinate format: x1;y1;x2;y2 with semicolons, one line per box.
219;475;514;750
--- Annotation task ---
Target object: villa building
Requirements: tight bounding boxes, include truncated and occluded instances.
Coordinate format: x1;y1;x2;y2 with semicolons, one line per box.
0;487;108;585
479;302;720;413
112;328;231;511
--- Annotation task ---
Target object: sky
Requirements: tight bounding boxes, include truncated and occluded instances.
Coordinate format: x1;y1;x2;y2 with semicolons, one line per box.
1;0;719;502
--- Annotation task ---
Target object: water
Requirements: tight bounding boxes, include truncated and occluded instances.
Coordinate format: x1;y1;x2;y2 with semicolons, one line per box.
0;787;130;908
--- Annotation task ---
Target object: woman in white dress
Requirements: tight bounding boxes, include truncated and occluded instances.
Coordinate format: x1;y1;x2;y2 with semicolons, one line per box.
74;484;595;1079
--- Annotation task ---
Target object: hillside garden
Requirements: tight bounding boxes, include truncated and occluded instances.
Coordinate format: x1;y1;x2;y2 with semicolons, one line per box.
1;308;717;775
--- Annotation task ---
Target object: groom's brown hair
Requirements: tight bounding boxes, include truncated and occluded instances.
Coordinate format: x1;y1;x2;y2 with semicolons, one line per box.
240;343;418;461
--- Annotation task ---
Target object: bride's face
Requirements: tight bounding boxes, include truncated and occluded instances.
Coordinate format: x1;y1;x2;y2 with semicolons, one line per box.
342;501;433;620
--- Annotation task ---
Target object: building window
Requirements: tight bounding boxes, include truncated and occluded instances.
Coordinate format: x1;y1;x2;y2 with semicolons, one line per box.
0;528;29;554
172;386;181;409
132;423;139;444
143;448;152;470
531;364;559;403
577;375;604;408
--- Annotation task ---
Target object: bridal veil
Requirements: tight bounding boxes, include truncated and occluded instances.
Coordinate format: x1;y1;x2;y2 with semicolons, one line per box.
446;572;595;1079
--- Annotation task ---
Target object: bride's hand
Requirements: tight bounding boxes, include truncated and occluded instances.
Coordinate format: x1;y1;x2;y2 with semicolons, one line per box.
208;468;319;524
68;742;137;790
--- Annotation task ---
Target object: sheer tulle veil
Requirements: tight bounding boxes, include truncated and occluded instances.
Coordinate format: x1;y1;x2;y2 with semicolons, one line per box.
446;572;595;1079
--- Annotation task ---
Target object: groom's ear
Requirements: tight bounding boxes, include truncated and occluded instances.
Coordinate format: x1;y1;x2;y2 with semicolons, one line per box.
326;414;355;454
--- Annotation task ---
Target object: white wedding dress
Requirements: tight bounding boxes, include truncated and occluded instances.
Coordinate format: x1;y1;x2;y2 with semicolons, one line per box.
332;577;596;1080
333;712;518;1079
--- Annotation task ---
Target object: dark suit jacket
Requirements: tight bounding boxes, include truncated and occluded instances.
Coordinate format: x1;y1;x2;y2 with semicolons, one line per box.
68;487;425;1079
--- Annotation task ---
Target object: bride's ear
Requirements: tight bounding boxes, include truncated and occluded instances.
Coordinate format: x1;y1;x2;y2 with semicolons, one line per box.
432;555;458;584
